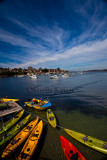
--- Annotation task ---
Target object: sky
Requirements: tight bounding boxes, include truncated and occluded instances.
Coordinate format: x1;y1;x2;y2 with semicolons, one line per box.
0;0;107;71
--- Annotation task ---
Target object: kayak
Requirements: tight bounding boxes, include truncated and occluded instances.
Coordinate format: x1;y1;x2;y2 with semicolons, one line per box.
1;98;19;102
46;109;57;128
60;136;86;160
0;114;13;121
0;103;8;109
0;110;24;135
25;98;51;110
18;120;43;160
0;114;31;146
1;116;39;158
65;128;107;154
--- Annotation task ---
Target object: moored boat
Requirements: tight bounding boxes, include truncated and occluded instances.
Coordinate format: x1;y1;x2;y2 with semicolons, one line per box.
60;135;86;160
46;109;57;128
0;102;8;109
50;75;59;79
25;98;51;110
17;75;25;77
62;74;70;78
0;110;24;135
29;75;38;79
18;120;43;160
0;98;19;102
65;128;107;154
0;114;31;146
1;116;39;158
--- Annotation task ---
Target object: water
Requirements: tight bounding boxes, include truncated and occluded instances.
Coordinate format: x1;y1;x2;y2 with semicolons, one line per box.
0;72;107;160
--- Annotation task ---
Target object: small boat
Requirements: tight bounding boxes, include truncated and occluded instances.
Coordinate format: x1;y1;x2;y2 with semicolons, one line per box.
60;136;86;160
0;114;31;146
62;74;70;78
46;109;57;128
25;98;51;110
1;98;19;102
0;102;8;109
64;128;107;154
17;75;25;77
0;110;24;135
18;120;43;160
72;72;75;76
50;75;59;79
1;117;39;158
0;114;13;121
78;71;84;75
29;75;38;79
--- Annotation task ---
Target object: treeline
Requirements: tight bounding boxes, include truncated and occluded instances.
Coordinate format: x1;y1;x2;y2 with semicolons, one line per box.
0;67;27;76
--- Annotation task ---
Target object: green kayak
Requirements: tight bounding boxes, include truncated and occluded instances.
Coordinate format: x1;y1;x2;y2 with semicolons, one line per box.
47;109;57;128
65;128;107;154
0;110;24;135
0;103;8;109
0;114;31;146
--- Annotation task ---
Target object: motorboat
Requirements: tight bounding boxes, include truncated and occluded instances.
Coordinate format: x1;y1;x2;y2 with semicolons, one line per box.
50;75;59;79
62;74;70;78
29;75;38;79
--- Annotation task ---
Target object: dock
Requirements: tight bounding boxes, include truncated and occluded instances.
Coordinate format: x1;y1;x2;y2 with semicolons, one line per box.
0;100;23;117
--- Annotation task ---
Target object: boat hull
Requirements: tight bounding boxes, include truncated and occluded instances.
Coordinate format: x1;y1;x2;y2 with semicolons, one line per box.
60;136;86;160
0;114;31;146
47;109;57;128
18;120;43;160
0;110;24;135
65;128;107;154
1;117;39;158
2;98;19;102
25;99;51;110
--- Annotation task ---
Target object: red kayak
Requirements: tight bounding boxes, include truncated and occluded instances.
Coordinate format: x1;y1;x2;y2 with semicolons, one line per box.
60;136;86;160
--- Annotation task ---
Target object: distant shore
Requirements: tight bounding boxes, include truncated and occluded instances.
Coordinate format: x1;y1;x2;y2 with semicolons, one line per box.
0;69;107;77
86;69;107;72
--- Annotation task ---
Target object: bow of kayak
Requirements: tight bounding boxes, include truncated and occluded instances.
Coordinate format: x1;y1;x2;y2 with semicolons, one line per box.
65;128;107;154
60;135;86;160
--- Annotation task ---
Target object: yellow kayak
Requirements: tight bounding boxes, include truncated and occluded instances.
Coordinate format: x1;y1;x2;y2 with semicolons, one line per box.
1;117;39;158
18;120;43;160
65;128;107;154
2;98;19;102
0;110;24;135
25;98;51;110
46;109;57;128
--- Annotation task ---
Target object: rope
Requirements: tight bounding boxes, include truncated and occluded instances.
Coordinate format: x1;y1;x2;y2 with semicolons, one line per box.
24;110;66;132
0;109;66;160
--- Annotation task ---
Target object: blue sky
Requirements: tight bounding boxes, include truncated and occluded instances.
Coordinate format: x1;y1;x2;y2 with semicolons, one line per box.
0;0;107;70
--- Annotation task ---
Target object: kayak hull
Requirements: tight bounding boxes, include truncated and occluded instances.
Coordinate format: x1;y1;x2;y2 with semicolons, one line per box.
47;109;57;128
1;117;39;158
2;98;19;102
18;120;43;160
0;114;31;146
65;128;107;154
60;136;86;160
0;110;24;135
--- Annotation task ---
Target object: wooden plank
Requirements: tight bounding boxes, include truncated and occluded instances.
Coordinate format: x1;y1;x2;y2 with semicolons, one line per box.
0;100;23;117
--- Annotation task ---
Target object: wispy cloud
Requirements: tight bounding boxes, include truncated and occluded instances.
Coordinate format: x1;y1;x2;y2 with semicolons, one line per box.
0;0;107;70
3;38;106;69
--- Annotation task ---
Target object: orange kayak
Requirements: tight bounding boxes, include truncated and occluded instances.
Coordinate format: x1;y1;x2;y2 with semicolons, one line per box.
18;120;43;160
1;117;39;158
60;136;86;160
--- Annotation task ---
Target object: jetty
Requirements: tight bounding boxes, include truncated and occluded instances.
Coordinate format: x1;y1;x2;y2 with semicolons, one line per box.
0;100;23;117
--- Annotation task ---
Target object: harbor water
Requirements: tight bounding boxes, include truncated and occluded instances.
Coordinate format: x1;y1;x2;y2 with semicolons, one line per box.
0;72;107;160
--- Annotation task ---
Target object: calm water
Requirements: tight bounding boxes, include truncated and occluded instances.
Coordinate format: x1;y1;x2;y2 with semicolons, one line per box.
0;72;107;160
